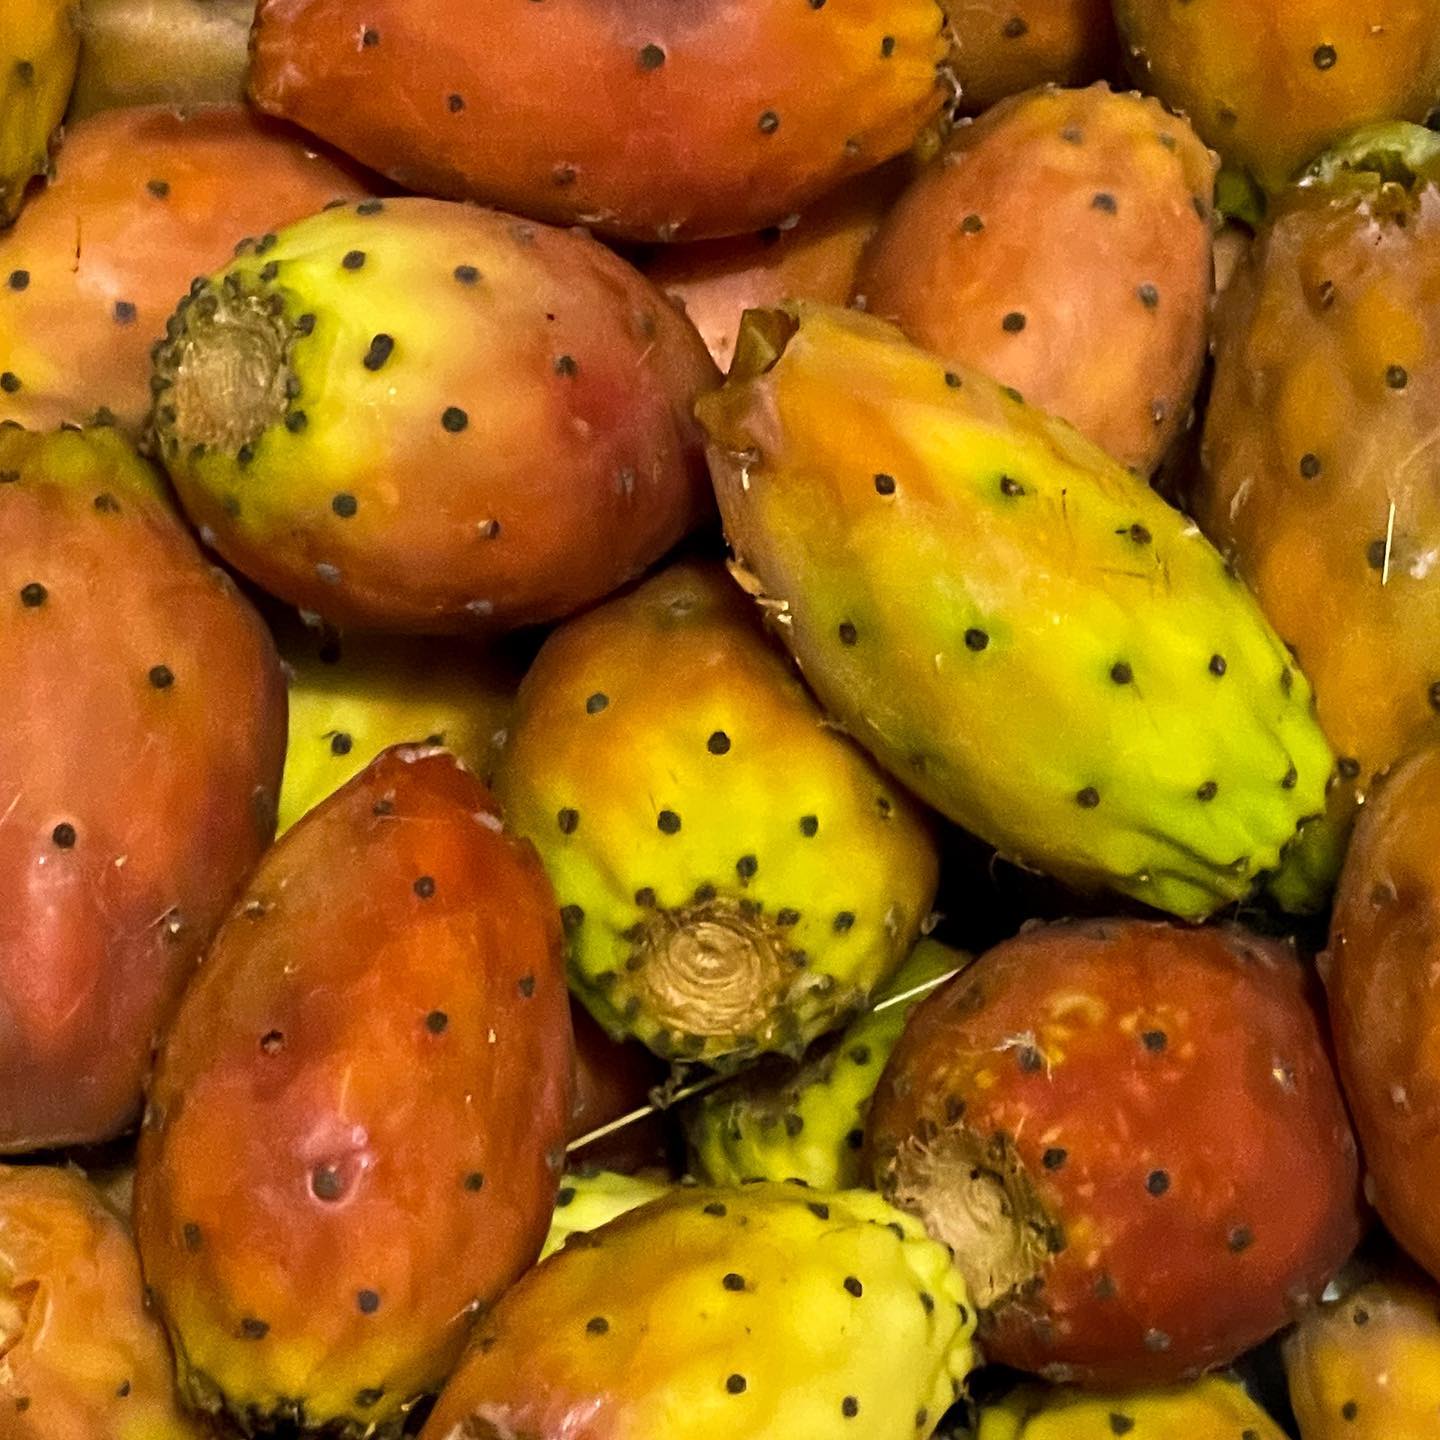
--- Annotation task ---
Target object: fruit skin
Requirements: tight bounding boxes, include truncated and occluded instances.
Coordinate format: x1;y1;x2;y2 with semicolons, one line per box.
151;197;718;635
0;0;79;225
947;0;1118;115
0;425;286;1152
248;0;949;244
1197;124;1440;849
568;1002;668;1172
0;1165;204;1440
493;560;940;1066
275;618;524;834
1325;742;1440;1284
540;1169;672;1261
420;1183;976;1440
977;1376;1286;1439
700;302;1336;921
69;0;252;118
686;939;964;1190
134;746;573;1438
866;918;1363;1387
1113;0;1440;192
855;83;1216;475
0;104;369;435
1284;1262;1440;1438
646;167;901;372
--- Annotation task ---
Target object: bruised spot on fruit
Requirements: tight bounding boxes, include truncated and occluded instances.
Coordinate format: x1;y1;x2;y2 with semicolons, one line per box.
878;1125;1052;1311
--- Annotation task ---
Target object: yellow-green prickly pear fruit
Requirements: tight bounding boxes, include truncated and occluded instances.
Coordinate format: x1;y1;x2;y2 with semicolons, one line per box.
1;1;78;224
541;1169;673;1261
978;1376;1287;1438
687;940;964;1189
275;618;524;834
699;303;1337;921
493;560;940;1067
1284;1264;1440;1439
421;1183;977;1440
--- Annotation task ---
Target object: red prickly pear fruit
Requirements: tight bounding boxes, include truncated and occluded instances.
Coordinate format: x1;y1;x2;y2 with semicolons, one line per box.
0;103;372;436
867;918;1364;1387
855;83;1216;475
247;0;952;242
0;424;285;1152
945;0;1120;116
68;0;254;118
133;745;574;1438
149;197;719;635
0;1164;205;1439
1113;0;1440;192
1326;741;1440;1285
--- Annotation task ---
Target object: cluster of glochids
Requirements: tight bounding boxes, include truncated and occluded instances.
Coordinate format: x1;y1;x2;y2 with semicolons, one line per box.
8;1;1440;1438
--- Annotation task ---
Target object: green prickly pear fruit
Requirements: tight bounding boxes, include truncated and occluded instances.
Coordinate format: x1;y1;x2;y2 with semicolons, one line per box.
275;618;524;834
0;1;78;224
148;196;717;634
540;1169;673;1262
493;560;940;1067
698;303;1338;921
686;939;965;1190
420;1183;977;1440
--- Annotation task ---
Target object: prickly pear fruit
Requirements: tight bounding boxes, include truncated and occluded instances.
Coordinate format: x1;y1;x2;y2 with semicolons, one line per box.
686;939;964;1190
421;1184;977;1440
134;746;573;1437
947;0;1118;115
0;0;78;224
248;0;949;243
0;1165;204;1440
867;919;1363;1386
1112;0;1440;192
493;561;939;1066
541;1170;672;1261
0;104;369;434
977;1376;1286;1439
569;1002;668;1172
1197;124;1440;839
1284;1263;1440;1438
150;197;718;634
700;303;1336;920
1326;741;1440;1283
0;425;285;1152
855;84;1216;475
276;619;524;834
69;0;253;118
647;168;902;372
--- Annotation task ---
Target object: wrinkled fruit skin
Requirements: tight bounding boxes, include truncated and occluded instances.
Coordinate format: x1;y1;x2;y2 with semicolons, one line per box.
494;561;940;1066
1326;742;1440;1283
0;0;78;224
0;104;369;433
68;0;254;118
276;617;523;834
151;197;718;634
249;0;949;243
568;1002;668;1172
0;1165;203;1440
646;167;901;371
867;919;1363;1387
947;0;1118;115
1113;0;1440;192
134;747;573;1438
856;83;1216;475
700;303;1336;920
1284;1264;1440;1438
0;426;285;1152
977;1376;1286;1439
420;1184;976;1440
1198;125;1440;839
540;1169;671;1262
686;939;964;1190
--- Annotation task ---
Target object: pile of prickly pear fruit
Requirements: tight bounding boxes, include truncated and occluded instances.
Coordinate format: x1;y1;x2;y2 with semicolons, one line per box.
12;2;1440;1436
